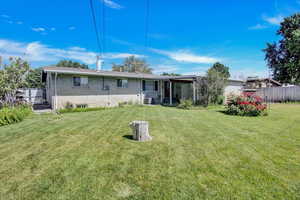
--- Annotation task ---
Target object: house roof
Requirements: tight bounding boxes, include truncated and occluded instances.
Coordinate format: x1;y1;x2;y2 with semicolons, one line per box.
246;77;281;86
42;66;244;82
43;66;198;80
43;66;172;80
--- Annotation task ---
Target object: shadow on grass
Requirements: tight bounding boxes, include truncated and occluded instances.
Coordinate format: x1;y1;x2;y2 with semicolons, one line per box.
123;135;134;140
217;110;228;115
217;110;268;117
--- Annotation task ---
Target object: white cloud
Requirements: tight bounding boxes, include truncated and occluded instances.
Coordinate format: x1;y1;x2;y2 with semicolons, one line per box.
263;15;284;25
229;69;268;81
0;39;145;65
50;27;56;31
69;46;86;51
152;65;179;74
1;14;9;18
69;26;76;30
102;0;123;9
32;27;46;32
180;66;210;76
248;24;268;30
16;21;23;25
104;53;144;59
151;48;219;64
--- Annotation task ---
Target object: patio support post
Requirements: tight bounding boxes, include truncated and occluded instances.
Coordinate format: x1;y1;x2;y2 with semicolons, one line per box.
54;72;58;110
193;79;196;104
169;81;172;105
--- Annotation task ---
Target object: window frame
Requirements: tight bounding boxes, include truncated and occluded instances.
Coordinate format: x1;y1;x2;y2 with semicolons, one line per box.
117;79;128;88
73;76;89;87
143;80;159;91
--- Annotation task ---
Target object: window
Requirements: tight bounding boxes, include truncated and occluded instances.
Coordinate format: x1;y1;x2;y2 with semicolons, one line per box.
143;80;158;91
155;81;158;91
142;80;146;91
117;79;128;88
73;77;88;87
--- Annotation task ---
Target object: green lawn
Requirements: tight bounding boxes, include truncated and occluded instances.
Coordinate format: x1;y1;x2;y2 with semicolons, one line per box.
0;104;300;199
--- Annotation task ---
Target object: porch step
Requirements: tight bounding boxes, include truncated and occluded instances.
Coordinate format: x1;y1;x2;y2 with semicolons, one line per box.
33;104;51;110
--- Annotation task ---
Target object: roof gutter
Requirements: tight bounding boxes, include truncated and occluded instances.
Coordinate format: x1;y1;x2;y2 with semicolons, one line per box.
43;69;168;80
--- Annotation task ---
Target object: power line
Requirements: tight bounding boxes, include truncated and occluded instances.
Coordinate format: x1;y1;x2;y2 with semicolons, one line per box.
89;0;103;56
144;0;150;48
101;0;106;56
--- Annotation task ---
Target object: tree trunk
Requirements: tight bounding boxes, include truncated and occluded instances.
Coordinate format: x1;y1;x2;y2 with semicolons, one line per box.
129;121;152;142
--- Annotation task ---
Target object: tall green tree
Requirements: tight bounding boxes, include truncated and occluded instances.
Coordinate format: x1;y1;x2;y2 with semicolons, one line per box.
209;62;230;79
161;72;181;76
264;13;300;84
0;57;30;105
56;60;89;69
196;65;229;106
112;56;152;74
25;68;45;88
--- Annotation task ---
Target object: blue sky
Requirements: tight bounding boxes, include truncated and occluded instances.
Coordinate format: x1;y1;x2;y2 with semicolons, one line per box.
1;0;300;79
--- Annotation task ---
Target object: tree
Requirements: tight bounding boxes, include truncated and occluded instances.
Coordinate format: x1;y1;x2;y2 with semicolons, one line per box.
0;57;30;105
112;56;152;74
196;65;229;106
264;13;300;84
25;68;45;88
56;60;89;69
161;72;181;76
206;68;228;104
209;62;230;79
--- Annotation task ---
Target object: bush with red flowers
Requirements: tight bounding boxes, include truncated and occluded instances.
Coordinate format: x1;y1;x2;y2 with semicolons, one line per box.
225;93;268;116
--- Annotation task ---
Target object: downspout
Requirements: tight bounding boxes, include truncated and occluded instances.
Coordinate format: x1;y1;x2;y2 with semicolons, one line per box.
169;80;172;105
141;79;143;105
160;80;163;104
193;78;196;105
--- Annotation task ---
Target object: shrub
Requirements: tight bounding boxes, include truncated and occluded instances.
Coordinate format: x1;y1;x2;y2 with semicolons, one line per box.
118;101;127;108
0;105;32;126
58;107;105;114
217;95;225;105
177;99;193;110
64;101;74;109
225;93;268;116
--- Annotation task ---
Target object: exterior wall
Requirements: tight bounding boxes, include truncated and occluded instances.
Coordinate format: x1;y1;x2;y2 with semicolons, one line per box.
224;80;244;99
47;73;163;109
142;80;161;103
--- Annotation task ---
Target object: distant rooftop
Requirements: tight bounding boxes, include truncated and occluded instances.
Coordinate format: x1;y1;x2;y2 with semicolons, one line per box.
246;77;281;86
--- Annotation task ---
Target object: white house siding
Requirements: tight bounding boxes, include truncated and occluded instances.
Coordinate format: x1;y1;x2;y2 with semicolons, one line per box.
49;74;163;109
19;88;45;104
224;80;244;101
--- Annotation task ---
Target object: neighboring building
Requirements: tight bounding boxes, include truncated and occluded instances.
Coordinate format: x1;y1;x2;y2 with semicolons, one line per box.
243;77;281;92
42;67;244;110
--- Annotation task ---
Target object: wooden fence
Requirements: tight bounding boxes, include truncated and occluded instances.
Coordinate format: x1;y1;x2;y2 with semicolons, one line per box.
255;86;300;102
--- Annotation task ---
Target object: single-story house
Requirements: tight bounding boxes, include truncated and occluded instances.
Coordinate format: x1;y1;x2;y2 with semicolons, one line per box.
42;66;244;110
244;77;282;92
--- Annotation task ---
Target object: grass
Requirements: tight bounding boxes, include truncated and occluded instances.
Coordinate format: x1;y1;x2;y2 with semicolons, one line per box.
0;104;300;199
58;107;105;114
